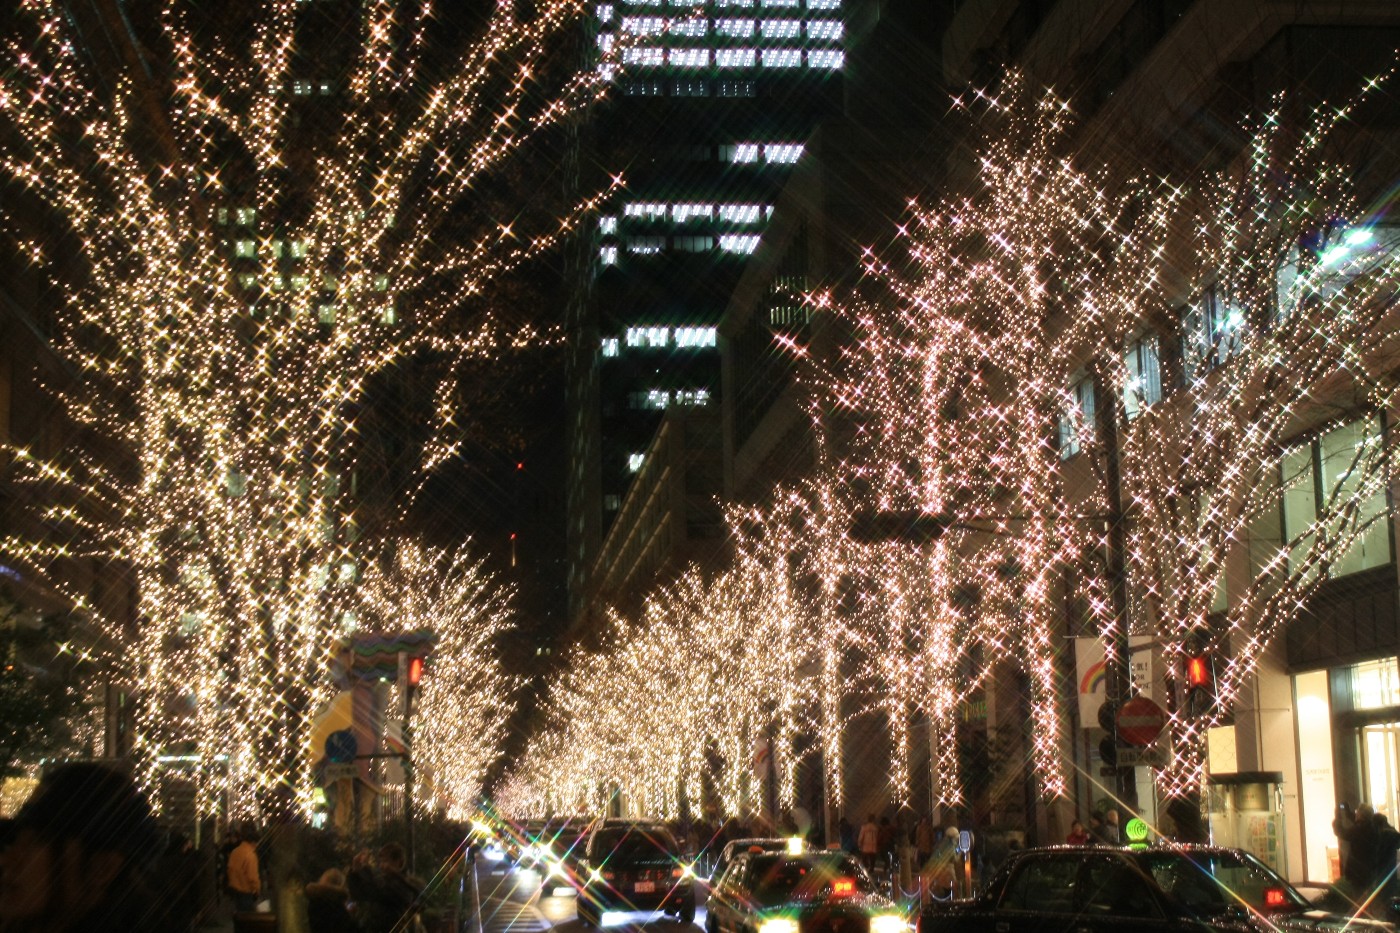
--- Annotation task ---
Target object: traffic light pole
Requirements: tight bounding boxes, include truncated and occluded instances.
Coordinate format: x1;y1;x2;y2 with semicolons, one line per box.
1094;367;1139;814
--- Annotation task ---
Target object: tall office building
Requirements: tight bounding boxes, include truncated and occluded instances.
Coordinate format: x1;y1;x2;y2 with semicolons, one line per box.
565;0;848;625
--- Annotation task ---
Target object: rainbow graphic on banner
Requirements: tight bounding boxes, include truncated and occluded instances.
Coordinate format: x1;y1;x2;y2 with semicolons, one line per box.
1079;659;1107;698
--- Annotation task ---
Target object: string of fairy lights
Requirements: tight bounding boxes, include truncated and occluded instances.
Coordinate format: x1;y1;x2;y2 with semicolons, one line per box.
0;0;614;817
502;71;1400;820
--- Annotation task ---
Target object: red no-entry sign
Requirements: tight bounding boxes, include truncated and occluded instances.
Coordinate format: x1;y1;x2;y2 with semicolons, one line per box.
1117;697;1167;747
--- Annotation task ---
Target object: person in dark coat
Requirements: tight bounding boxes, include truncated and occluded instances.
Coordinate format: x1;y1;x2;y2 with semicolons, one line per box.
307;867;357;933
1346;804;1380;892
348;842;422;933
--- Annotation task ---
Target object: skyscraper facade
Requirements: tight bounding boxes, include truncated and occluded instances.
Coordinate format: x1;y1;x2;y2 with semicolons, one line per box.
565;0;848;625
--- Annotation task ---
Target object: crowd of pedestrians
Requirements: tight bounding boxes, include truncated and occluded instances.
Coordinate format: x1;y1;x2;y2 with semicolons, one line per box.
0;761;431;932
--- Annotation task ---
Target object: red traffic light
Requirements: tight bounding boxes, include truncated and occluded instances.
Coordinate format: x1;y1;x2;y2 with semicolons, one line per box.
1186;654;1211;688
407;656;424;687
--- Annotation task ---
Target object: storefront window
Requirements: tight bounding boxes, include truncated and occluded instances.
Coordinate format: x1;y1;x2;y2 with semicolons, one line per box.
1351;658;1400;711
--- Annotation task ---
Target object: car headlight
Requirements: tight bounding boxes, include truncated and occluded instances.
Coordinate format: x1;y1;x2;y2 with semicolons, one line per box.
759;918;800;933
548;859;567;878
871;915;910;933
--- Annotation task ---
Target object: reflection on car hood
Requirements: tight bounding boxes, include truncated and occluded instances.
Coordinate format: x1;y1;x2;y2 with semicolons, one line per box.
1273;910;1394;933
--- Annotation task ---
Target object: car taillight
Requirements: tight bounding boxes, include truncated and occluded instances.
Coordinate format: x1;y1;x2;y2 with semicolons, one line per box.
1264;887;1287;909
831;878;856;897
602;871;615;880
672;867;684;878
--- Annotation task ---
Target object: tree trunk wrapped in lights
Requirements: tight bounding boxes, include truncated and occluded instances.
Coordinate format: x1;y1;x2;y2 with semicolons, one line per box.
0;0;615;816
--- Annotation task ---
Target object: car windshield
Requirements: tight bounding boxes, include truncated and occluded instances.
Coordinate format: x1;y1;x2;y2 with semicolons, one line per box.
749;855;876;905
1135;851;1308;915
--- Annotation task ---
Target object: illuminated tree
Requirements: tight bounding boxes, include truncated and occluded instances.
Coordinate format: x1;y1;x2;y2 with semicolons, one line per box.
1083;80;1400;796
0;0;614;816
348;541;518;818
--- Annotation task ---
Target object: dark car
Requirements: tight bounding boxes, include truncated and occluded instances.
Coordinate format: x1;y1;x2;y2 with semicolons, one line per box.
918;845;1393;933
710;839;790;883
707;850;910;933
578;821;697;925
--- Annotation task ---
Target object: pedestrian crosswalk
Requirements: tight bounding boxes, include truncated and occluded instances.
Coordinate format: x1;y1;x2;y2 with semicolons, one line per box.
473;862;554;933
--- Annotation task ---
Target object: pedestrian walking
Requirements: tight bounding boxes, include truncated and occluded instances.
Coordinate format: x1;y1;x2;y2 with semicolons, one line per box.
857;814;879;871
227;821;262;912
1066;820;1091;845
0;761;175;931
838;817;855;853
915;814;934;866
921;827;959;903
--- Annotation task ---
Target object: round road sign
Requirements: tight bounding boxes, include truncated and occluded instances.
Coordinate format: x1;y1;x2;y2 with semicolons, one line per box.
1116;696;1167;747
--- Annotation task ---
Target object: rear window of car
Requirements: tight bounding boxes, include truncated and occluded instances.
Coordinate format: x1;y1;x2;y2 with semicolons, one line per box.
1134;851;1306;914
747;855;876;904
591;826;679;860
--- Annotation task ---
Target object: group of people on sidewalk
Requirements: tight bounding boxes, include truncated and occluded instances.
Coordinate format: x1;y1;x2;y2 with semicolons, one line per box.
1334;802;1400;900
0;760;429;933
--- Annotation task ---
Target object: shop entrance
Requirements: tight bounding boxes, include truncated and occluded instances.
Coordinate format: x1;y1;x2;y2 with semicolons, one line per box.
1361;720;1400;823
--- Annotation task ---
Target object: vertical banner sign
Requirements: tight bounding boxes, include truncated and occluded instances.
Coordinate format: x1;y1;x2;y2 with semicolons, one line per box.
1075;636;1154;729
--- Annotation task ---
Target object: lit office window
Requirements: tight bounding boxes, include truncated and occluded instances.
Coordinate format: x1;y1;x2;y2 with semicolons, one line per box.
234;239;257;258
288;239;308;259
604;495;622;511
718;204;763;224
807;0;840;8
269;274;286;291
673;80;709;96
318;81;334;95
374;274;389;292
717;81;756;96
234;207;256;226
628;453;645;472
238;273;258;290
599;215;618;235
1058;375;1095;459
716;48;757;68
622;79;663;95
806;19;842;40
597;33;615;51
761;18;801;38
601;337;620;357
624;202;669;220
600;245;619;265
675;388;711;406
715;0;755;6
762;0;800;7
669;48;711;67
726;143;761;163
627;237;666;254
719;234;761;254
716;18;755;36
643;389;670;409
623;47;665;66
597;2;614;19
291;79;314;95
765;143;804;163
675;326;717;348
669;17;708;35
807;49;844;68
318;304;337;324
1122;335;1161;421
627;326;671;348
671;203;713;222
290;274;310;291
621;15;666;32
762;48;802;67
